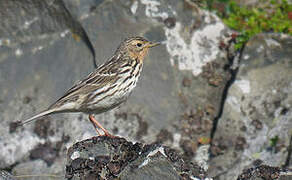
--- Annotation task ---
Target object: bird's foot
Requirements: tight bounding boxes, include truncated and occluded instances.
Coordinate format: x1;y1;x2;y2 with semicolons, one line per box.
102;130;116;138
88;115;116;138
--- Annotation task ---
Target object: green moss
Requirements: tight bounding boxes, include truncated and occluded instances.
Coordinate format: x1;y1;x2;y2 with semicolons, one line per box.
269;135;279;147
205;0;292;49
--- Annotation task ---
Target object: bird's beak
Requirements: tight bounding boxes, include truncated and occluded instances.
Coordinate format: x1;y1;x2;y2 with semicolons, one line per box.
146;41;160;48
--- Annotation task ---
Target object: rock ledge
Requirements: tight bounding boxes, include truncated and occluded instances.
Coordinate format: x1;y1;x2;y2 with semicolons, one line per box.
65;136;207;180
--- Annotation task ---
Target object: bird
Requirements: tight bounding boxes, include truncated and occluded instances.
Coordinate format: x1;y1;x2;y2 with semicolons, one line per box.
17;36;160;136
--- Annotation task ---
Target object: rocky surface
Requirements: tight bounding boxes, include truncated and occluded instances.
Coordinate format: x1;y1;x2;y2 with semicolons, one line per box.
0;0;291;180
209;33;292;179
65;136;207;180
0;0;233;177
237;164;292;180
2;137;292;180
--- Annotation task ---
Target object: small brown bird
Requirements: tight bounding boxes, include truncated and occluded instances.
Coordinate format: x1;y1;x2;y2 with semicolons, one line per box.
18;37;160;136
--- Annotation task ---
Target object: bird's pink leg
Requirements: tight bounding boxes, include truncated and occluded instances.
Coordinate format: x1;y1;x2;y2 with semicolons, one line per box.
88;115;113;137
88;116;101;136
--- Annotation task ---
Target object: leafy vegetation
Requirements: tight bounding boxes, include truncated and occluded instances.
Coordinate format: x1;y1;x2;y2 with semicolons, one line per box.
204;0;292;49
269;135;279;147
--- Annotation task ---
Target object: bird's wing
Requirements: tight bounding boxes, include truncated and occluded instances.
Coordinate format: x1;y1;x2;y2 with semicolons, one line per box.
61;54;126;96
48;55;129;110
48;72;120;110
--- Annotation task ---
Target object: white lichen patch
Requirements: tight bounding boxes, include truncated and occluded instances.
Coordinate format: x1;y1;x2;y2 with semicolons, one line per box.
47;134;62;144
226;96;241;113
138;157;151;168
131;1;139;14
265;38;281;47
242;124;269;158
148;146;167;157
235;79;251;94
243;55;250;60
80;13;90;20
15;48;23;57
164;12;225;76
140;0;168;19
139;146;167;168
191;177;201;180
172;133;181;148
63;113;98;148
32;45;44;54
71;151;80;160
191;177;213;180
0;131;44;165
140;0;225;76
23;17;39;29
256;45;264;53
274;107;283;118
280;33;290;39
60;30;70;38
241;110;292;167
194;145;210;171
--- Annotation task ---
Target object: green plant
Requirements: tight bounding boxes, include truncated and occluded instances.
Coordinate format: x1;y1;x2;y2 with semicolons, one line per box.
269;136;279;147
206;0;292;49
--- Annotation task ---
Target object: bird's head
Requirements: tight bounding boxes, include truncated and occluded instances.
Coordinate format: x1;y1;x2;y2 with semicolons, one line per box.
117;37;160;62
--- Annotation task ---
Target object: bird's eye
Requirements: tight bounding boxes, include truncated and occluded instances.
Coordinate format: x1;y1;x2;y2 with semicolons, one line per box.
136;43;142;47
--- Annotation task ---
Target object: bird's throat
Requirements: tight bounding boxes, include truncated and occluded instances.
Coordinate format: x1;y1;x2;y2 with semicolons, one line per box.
138;48;149;62
128;48;149;63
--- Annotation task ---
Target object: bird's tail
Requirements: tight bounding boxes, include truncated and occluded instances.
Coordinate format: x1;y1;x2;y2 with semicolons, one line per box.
17;109;56;126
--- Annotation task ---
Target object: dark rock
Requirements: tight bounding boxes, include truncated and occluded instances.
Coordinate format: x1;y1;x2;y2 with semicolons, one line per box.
164;17;176;29
62;134;71;143
180;139;198;157
156;129;173;143
29;142;58;166
65;136;208;180
235;136;247;151
22;96;32;104
182;77;192;87
236;164;291;180
9;122;19;133
107;161;121;175
33;117;51;138
134;113;149;140
251;119;263;130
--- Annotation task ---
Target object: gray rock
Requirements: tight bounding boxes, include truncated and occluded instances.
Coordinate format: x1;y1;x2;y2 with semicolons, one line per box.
0;0;233;175
0;0;94;170
65;136;208;180
209;33;292;179
11;159;65;180
1;1;291;178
